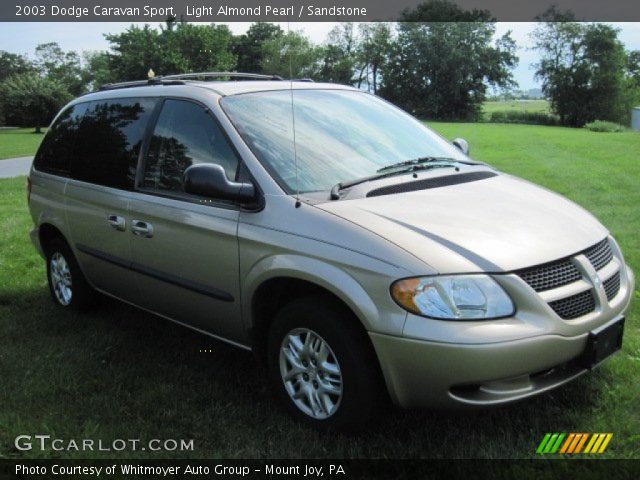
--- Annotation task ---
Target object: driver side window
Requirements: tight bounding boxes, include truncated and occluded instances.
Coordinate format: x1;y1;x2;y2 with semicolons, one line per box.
143;99;239;193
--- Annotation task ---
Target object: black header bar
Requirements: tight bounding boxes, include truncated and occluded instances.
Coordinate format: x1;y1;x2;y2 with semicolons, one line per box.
3;458;640;479
2;0;640;22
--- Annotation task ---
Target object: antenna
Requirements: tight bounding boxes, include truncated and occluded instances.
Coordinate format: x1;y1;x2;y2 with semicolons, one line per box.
287;21;301;208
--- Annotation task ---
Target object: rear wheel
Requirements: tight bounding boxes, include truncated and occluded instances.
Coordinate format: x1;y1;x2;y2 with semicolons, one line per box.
45;238;96;311
267;296;385;431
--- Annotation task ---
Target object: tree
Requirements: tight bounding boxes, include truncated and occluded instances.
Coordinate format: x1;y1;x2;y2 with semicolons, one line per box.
0;73;71;132
34;42;85;95
315;23;393;89
82;51;116;90
627;50;640;89
104;25;164;81
0;51;34;82
104;23;236;81
233;23;283;73
0;51;35;123
380;20;516;120
318;23;357;84
400;0;494;21
356;23;393;93
160;22;236;74
622;50;640;123
260;31;322;79
532;16;628;126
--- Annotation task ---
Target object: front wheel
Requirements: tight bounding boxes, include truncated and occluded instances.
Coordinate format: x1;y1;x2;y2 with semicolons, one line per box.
267;296;385;431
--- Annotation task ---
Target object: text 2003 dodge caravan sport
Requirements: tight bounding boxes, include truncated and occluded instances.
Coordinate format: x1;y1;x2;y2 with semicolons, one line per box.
28;73;634;430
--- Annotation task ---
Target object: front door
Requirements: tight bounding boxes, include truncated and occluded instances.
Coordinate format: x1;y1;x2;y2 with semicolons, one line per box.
128;99;244;343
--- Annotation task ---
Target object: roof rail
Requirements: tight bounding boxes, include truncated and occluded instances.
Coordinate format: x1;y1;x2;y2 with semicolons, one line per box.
99;72;284;92
99;78;185;91
162;72;284;81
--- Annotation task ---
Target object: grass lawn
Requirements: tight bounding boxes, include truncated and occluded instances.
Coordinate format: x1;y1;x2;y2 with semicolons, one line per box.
482;99;550;117
0;128;44;160
0;123;638;460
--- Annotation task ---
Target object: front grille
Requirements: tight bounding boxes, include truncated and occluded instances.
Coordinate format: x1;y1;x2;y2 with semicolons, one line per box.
515;238;619;320
583;239;613;271
603;272;621;301
548;290;596;320
516;238;614;294
516;259;581;292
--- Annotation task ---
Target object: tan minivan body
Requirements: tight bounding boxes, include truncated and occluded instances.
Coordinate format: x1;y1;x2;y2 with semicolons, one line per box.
29;78;634;429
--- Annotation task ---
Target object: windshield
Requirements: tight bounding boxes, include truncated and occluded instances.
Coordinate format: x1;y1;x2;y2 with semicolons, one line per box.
220;89;470;193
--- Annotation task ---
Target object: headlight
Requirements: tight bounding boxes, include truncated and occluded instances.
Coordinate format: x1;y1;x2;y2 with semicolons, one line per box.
390;275;515;320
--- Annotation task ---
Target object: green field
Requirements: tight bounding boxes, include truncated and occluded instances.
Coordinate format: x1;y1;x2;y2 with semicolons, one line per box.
0;123;638;460
483;99;550;116
0;128;44;160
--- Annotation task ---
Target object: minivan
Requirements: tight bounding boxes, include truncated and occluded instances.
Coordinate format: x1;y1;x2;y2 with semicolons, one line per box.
28;73;634;430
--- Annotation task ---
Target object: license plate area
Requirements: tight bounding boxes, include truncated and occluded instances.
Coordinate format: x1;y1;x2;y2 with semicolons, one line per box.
580;318;625;369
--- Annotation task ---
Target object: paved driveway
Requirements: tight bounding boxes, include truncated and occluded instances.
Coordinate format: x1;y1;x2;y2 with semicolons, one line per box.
0;156;33;178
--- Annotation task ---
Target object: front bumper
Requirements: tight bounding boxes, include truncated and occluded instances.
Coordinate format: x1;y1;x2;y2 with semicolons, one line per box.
371;262;634;408
371;328;595;408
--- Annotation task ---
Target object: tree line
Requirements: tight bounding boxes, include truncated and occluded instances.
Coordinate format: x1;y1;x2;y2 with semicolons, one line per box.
1;0;639;131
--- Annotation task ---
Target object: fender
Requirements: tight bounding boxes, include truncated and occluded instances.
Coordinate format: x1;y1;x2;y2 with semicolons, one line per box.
35;214;71;257
242;254;385;334
37;213;69;240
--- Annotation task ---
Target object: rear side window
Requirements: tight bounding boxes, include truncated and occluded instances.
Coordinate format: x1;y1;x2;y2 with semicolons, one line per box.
142;99;239;194
33;103;88;176
71;98;157;190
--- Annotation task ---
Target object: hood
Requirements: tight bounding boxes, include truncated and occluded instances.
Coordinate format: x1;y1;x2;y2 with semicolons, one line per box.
317;171;608;273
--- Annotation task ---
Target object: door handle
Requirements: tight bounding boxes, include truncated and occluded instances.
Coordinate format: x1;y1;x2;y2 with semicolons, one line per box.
131;220;154;238
107;215;126;232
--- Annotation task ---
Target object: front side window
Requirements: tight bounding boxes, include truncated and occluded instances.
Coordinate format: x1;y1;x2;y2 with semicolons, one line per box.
142;99;239;194
72;97;157;189
34;102;88;175
221;89;470;193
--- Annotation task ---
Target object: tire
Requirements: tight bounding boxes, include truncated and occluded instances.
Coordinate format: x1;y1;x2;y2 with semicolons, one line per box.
45;237;96;311
267;295;386;432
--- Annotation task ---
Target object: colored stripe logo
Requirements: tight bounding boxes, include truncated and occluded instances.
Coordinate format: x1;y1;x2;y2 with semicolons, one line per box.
536;433;612;454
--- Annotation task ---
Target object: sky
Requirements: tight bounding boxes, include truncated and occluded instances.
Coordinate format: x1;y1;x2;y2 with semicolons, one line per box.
1;22;640;90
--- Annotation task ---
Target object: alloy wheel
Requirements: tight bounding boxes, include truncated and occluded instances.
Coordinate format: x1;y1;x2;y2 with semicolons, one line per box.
279;328;343;419
50;252;73;306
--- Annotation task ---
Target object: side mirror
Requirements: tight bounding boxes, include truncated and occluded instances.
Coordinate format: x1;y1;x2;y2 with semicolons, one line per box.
183;163;255;203
453;138;470;156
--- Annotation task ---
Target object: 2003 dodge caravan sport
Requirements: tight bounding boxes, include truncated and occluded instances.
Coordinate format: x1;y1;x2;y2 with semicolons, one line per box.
28;73;634;430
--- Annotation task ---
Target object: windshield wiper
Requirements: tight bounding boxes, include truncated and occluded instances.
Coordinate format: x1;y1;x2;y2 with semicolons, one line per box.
330;163;458;200
376;156;461;174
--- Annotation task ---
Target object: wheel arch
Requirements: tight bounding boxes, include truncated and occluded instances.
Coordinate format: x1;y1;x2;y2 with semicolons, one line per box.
38;222;69;253
38;222;93;289
244;255;381;359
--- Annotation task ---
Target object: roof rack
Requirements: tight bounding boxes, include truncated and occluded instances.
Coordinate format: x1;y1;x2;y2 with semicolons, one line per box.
163;72;284;81
99;78;185;91
99;72;284;91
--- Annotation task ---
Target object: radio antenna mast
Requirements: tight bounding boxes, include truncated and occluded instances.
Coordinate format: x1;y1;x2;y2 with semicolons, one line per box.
287;21;301;208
